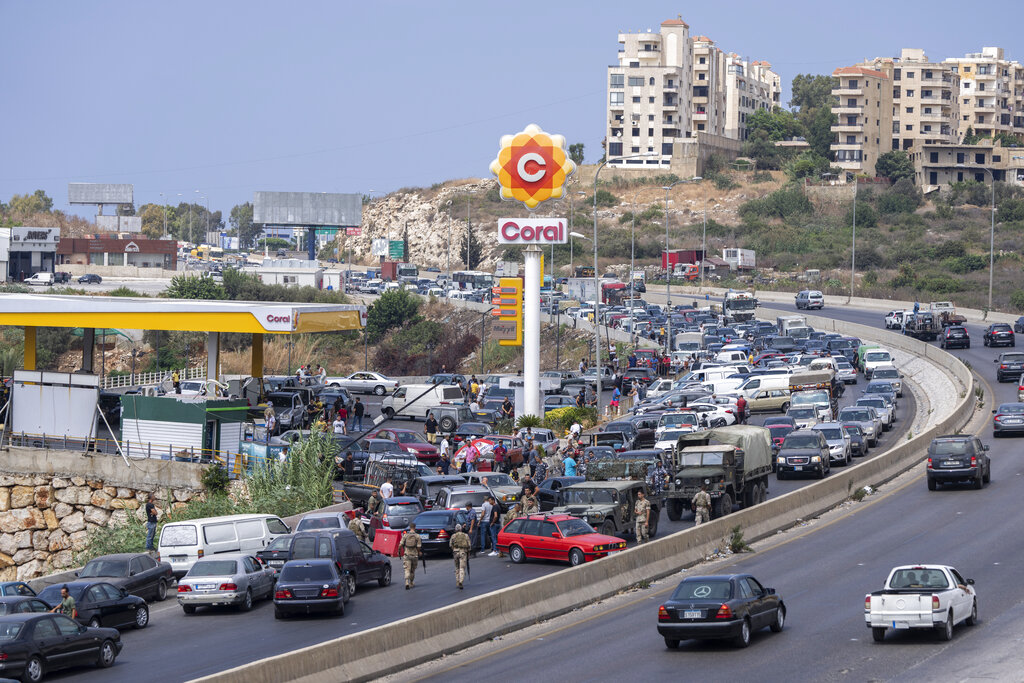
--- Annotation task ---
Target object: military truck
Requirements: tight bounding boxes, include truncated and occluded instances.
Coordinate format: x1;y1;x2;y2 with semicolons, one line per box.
903;312;941;341
552;458;660;539
663;425;773;521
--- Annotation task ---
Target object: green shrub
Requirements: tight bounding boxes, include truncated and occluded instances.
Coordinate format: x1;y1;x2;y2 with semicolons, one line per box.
728;525;753;553
1010;290;1024;312
200;463;230;495
106;286;145;297
862;271;878;286
515;414;543;429
930;240;966;260
750;170;774;183
739;185;812;221
543;406;598;435
942;254;986;274
998;198;1024;223
890;264;916;288
847;202;878;228
594;189;619;207
916;274;965;293
640;204;663;221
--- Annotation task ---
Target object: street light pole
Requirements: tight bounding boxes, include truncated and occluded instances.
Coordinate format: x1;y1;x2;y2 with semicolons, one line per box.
661;180;686;352
957;164;997;312
699;178;708;294
159;193;167;238
446;200;452;283
850;178;857;302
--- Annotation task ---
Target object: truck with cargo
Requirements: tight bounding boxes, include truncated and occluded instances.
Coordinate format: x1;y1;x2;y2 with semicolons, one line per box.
553;458;661;539
723;290;758;322
630;270;647;293
776;315;807;336
722;248;756;271
663;425;774;521
788;369;841;420
928;301;966;327
903;312;941;341
566;278;628;305
662;249;704;270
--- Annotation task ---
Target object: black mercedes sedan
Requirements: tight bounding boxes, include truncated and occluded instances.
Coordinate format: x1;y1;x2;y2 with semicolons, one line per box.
37;581;149;630
0;613;122;681
658;574;785;649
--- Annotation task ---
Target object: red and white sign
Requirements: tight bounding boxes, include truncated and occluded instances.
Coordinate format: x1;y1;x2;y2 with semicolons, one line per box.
497;217;567;245
346;227;362;236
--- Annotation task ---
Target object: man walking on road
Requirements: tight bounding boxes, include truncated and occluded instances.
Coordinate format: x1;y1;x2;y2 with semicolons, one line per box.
449;524;471;589
348;515;366;542
353;398;365;431
172;370;181;394
144;494;159;551
479;497;493;555
424;412;438;444
692;484;712;525
634;490;651;544
464;502;479;556
400;523;422;589
735;395;748;425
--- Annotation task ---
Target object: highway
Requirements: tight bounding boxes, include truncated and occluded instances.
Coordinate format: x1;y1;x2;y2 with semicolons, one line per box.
58;299;920;682
398;302;1020;683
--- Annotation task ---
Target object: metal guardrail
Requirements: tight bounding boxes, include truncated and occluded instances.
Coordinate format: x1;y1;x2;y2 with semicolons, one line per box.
101;366;205;390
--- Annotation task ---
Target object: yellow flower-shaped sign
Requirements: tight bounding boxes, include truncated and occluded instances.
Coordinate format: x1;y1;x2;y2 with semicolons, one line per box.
489;124;576;210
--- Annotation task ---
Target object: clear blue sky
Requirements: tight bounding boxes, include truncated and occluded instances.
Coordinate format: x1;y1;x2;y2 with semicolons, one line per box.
1;0;1020;219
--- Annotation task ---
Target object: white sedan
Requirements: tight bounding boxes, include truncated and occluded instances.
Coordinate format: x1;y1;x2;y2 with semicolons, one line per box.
686;402;737;428
325;372;398;396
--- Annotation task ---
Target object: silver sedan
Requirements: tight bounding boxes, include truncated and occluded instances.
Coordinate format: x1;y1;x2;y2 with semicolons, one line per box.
325;372;398;396
177;554;276;614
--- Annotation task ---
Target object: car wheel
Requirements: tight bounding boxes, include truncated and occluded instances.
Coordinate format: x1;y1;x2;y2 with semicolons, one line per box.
984;466;991;484
23;655;43;683
274;609;286;620
713;493;733;519
780;402;790;413
378;564;392;587
182;604;197;615
97;639;118;668
974;473;984;489
601;520;617;536
872;626;886;643
239;589;253;612
966;600;978;626
156;579;168;601
89;616;102;628
666;499;683;521
509;544;525;564
383;407;395;419
569;549;585;566
734;618;751;648
373;385;386;396
346;573;357;598
134;605;149;629
939;612;954;641
664;637;680;649
770;605;786;633
439;416;456;432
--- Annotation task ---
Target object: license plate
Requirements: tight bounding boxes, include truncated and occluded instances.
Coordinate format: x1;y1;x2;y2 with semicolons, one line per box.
196;583;217;591
893;621;910;629
793;466;803;471
420;534;429;540
942;460;960;468
1004;418;1022;425
170;555;186;562
683;610;702;619
269;560;283;567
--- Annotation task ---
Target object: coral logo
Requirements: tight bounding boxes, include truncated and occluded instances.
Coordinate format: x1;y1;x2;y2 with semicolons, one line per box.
489;124;576;210
266;314;291;324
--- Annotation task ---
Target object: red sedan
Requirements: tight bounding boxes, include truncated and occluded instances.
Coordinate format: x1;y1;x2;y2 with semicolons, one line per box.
497;514;626;567
365;428;439;464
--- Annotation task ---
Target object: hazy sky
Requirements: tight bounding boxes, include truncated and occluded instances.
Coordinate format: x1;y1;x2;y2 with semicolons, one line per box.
1;0;1020;219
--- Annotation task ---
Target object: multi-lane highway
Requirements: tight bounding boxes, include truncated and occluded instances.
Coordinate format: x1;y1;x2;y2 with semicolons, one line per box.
398;300;1019;683
62;298;925;682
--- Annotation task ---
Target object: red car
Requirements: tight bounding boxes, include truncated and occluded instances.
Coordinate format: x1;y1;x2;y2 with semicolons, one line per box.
365;428;439;464
497;513;627;566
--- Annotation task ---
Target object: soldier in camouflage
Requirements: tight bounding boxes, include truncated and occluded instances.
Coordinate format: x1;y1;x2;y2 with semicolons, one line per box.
522;486;540;514
692;484;712;525
347;515;367;542
449;524;472;589
634;490;651;544
646;461;668;498
400;522;423;589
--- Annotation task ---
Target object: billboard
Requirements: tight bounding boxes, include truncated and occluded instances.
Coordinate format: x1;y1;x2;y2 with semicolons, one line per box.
388;240;405;260
253;192;361;227
497;217;567;244
489;124;577;210
371;238;388;257
68;183;133;205
96;215;142;232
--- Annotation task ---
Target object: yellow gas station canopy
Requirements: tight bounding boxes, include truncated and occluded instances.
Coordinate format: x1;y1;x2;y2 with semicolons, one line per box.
0;293;366;334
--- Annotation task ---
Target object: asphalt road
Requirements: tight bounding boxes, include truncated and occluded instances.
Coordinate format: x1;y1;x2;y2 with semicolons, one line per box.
50;301;923;683
402;303;1021;683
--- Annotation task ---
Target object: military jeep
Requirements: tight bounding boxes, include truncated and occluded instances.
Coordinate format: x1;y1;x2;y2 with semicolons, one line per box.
551;479;659;539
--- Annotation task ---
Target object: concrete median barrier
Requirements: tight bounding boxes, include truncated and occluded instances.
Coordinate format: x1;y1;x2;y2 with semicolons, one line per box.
196;307;976;683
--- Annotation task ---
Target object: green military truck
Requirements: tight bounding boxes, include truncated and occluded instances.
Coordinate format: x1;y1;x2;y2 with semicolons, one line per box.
552;459;661;539
664;425;773;521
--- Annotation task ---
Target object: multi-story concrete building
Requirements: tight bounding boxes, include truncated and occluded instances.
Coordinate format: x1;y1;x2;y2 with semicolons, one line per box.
860;49;960;151
606;18;693;170
724;56;782;141
910;139;1024;190
690;36;726;137
830;66;893;178
944;47;1024;139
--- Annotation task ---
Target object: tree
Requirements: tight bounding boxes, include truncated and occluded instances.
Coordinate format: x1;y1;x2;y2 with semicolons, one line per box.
804;106;837;160
785;151;831;180
460;225;482;269
7;190;54;217
163;274;227;300
365;289;421;344
789;74;837;160
875;151;916;183
790;74;835;111
402;222;411;263
568;142;585;166
229;202;259;248
137;203;167;238
961;126;981;145
746;107;801;142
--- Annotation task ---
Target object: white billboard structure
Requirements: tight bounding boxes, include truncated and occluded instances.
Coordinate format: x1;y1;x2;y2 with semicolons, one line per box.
10;371;100;443
69;183;137;234
253;191;362;262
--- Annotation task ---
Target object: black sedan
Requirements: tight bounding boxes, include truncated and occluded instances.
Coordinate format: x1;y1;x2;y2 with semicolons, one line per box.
983;323;1015;347
536;476;585;511
38;582;149;630
0;613;122;681
410;509;472;554
451;422;493;446
255;534;294;575
0;596;50;616
76;552;174;602
273;559;349;619
77;274;103;284
658;574;785;649
940;326;970;349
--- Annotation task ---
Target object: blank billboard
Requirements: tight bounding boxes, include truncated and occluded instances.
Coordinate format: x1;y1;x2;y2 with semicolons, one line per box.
68;183;133;205
253;191;361;227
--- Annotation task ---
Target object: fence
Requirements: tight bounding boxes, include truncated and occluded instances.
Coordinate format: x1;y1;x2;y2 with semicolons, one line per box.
101;366;205;390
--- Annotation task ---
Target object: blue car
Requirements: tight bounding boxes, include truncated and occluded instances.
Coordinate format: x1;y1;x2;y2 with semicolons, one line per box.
0;582;36;597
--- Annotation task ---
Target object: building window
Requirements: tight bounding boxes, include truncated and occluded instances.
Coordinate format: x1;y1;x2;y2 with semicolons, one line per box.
894;69;901;80
957;171;964;181
611;128;622;137
647;146;654;152
978;115;985;123
906;107;914;113
975;153;985;164
925;71;933;79
610;74;624;88
648;128;654;136
922;90;931;98
648;114;654;121
963;66;971;73
629;61;639;68
956;152;965;164
699;57;706;64
930;152;939;163
107;252;124;266
649;77;655;86
697;123;705;131
930;171;938;185
847;115;857;125
923;125;932;132
610;92;624;105
631;146;640;153
89;252;103;266
847;98;857;107
893;87;901;98
698;73;706;80
628;76;644;87
993;155;1001;162
632;127;640;136
662;143;673;155
609;142;623;156
906;71;915;78
846;135;856;144
632;96;641;103
924;107;932;114
905;124;913;131
847;79;858;88
978;82;986;91
649;96;655;103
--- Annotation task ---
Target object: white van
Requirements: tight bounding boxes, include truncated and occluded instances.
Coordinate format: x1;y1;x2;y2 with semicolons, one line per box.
714;350;749;365
738;374;792;399
677;366;739;386
158;513;291;578
24;272;54;286
380;383;465;419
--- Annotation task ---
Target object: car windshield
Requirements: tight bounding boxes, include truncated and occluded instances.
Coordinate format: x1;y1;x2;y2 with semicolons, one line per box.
999;404;1024;414
279;564;334;583
160;524;198;547
784;434;820;448
676;451;725;466
448;492;489;508
563;488;617;504
659;430;689;442
188;560;238;577
843;425;863;436
840;409;871;421
1002;353;1024;362
767;424;794;437
992;324;1012;332
386;502;423;515
661;414;699;428
479;474;515;486
79;559;128;578
818;428;844;440
557;519;596;537
38;584;85;603
296;517;340;531
266;536;292;551
865;352;891;362
867;383;893;392
873;369;898;378
931;440;969;456
672;580;733;601
889;569;950;590
788;408;815;419
859;398;884;407
0;622;22;640
792;391;828;405
267;395;294;408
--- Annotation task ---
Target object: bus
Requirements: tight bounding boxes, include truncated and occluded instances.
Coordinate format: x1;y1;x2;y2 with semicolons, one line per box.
451;270;494;291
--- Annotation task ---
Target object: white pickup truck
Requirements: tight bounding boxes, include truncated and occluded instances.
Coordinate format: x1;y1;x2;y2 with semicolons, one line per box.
865;564;978;642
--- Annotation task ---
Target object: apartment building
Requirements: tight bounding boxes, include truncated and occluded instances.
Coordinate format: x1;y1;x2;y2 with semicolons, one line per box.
830;66;893;177
724;56;782;141
860;49;960;151
691;36;727;137
911;139;1024;190
944;47;1024;139
607;18;693;169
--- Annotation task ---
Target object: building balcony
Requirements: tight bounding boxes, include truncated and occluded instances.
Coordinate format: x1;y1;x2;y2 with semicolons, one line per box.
919;111;946;121
694;112;708;120
831;123;863;133
662;101;679;108
833;105;864;114
831;143;863;151
609;101;625;110
832;88;863;96
974;103;997;112
692;95;708;104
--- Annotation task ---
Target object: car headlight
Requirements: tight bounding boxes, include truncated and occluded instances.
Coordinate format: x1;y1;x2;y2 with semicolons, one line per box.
591;512;604;521
776;457;784;464
406;448;418;455
810;456;821;463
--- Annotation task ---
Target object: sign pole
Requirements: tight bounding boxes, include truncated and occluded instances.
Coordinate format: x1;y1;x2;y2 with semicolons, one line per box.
522;245;542;418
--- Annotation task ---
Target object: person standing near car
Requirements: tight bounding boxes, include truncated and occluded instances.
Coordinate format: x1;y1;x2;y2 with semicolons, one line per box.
634;490;651;544
488;497;501;556
400;523;422;589
353;398;365;431
380;477;394;500
172;369;181;394
692;484;712;525
424;412;438;444
50;585;76;617
735;395;748;425
449;524;471;589
501;397;514;422
478;497;493;554
144;493;159;551
348;515;367;542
